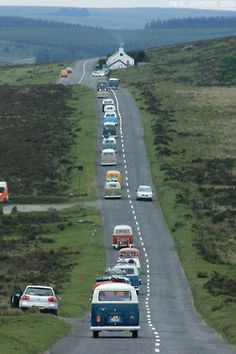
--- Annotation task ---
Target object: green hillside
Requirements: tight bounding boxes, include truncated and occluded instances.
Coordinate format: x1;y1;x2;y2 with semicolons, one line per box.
1;16;236;65
117;35;236;345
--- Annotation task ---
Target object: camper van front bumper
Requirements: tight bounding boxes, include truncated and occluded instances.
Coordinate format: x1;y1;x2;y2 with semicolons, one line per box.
90;325;140;331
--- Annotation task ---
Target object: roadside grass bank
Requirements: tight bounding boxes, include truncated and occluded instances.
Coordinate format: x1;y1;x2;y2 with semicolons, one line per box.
0;314;71;354
0;62;104;353
0;83;97;203
0;62;66;85
0;206;105;353
117;36;236;345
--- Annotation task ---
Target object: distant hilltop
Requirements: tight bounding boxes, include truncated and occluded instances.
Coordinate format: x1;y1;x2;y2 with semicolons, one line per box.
54;8;90;17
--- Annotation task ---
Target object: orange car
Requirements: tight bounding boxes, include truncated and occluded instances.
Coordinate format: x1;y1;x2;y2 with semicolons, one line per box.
0;182;9;203
60;69;68;78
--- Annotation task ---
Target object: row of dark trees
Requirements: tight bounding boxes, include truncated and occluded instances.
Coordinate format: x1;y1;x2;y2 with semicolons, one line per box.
145;16;236;29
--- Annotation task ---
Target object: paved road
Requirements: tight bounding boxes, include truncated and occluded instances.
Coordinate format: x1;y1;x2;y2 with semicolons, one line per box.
50;61;236;354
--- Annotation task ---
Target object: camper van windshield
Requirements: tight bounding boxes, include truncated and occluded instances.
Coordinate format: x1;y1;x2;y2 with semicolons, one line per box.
116;229;131;235
109;79;119;88
120;268;134;274
0;187;5;193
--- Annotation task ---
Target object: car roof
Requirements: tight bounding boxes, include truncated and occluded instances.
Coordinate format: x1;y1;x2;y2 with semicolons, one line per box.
104;104;115;108
102;98;114;103
114;263;138;270
102;148;116;153
103;137;116;141
106;170;120;174
104;111;116;115
95;282;134;292
119;247;140;253
138;185;151;188
113;224;132;231
105;181;121;187
25;285;54;289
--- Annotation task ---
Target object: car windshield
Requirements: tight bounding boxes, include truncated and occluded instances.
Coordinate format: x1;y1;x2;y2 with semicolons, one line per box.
115;228;131;235
139;186;151;192
105;268;127;276
121;252;137;258
120;268;134;275
98;291;131;301
0;187;5;193
25;287;53;296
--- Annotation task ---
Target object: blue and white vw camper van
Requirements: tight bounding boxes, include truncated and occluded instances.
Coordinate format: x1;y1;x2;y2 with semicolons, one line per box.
112;264;140;294
90;282;140;338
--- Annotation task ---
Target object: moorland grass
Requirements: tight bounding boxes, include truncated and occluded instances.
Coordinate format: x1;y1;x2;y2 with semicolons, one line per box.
117;36;236;345
0;314;71;354
0;83;97;203
0;62;64;85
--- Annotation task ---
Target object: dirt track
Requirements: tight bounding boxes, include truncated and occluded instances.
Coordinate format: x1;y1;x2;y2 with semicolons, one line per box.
2;200;101;215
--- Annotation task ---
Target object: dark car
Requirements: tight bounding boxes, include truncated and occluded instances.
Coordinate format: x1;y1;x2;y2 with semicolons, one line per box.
10;286;23;308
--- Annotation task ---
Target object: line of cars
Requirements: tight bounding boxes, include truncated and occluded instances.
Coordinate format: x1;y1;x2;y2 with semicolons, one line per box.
100;97;122;199
90;224;141;338
90;84;141;338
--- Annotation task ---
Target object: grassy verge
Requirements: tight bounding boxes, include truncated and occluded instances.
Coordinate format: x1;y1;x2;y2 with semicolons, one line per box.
0;62;64;85
64;86;97;201
0;206;105;353
0;314;71;354
117;36;236;345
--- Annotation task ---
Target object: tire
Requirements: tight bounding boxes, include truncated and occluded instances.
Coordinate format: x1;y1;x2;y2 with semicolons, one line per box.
132;330;138;338
93;331;99;338
51;310;58;316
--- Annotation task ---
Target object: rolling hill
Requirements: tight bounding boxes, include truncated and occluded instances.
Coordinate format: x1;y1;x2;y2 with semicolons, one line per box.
1;15;236;65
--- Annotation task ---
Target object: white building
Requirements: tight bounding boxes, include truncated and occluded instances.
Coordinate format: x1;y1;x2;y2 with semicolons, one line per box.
106;45;135;70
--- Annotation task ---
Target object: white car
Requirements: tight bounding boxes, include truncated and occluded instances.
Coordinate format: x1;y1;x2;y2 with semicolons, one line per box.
99;70;106;77
19;285;58;315
92;71;101;77
136;185;153;201
92;70;106;77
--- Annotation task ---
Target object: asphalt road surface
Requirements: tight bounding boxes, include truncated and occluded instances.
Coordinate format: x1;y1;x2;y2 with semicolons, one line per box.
50;61;236;354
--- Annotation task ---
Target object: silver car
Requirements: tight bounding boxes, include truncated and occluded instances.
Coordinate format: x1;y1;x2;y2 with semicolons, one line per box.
19;285;58;315
136;185;153;201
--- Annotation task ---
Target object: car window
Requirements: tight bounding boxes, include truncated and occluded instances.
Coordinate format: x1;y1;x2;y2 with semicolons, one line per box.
120;268;134;274
25;287;53;296
139;186;151;192
98;291;131;301
115;228;131;235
